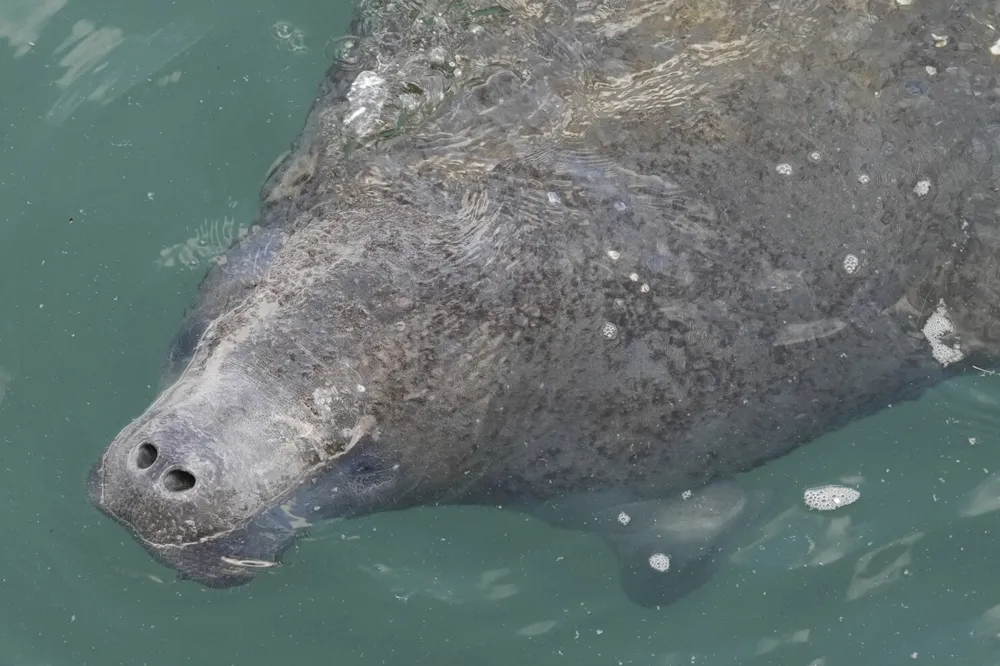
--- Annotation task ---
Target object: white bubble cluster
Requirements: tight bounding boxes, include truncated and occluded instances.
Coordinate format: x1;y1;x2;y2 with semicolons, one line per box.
913;179;931;196
922;300;964;366
776;163;793;175
803;485;860;511
602;322;619;339
648;553;671;572
640;283;650;293
681;490;692;500
629;273;639;282
842;254;860;274
617;511;631;526
809;151;821;162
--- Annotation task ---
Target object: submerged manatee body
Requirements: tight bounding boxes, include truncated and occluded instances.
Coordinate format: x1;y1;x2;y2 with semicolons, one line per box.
91;0;1000;603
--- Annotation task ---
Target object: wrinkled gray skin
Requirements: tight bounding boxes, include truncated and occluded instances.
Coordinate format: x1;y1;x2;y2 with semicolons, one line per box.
90;0;1000;605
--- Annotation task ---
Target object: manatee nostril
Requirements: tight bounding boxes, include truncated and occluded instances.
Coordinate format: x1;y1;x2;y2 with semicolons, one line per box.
135;443;158;470
163;469;196;492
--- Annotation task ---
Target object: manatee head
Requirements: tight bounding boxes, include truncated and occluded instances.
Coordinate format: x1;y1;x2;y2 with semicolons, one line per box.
88;232;414;587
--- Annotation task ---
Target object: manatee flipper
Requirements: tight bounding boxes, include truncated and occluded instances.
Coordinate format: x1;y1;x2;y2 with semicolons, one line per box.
602;481;770;607
532;480;768;608
600;527;720;608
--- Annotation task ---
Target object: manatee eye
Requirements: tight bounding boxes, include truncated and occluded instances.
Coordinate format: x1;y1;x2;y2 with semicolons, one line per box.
351;458;378;476
346;453;397;485
337;445;400;492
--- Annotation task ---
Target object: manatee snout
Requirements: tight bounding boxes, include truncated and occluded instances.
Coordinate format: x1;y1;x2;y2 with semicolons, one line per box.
90;413;233;538
89;362;407;587
89;418;305;587
100;425;211;501
89;372;323;585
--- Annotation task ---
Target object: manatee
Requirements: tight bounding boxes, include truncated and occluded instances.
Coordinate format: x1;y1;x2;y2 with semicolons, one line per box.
89;0;1000;607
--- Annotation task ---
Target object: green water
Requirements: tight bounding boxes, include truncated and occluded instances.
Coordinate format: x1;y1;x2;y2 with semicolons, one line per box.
4;0;1000;664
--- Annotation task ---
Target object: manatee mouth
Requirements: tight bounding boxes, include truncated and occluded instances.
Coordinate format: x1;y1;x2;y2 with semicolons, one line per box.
124;518;294;589
87;461;297;588
157;535;290;588
219;556;281;569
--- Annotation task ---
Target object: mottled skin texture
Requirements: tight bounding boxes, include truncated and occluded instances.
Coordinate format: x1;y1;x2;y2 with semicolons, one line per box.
91;0;1000;595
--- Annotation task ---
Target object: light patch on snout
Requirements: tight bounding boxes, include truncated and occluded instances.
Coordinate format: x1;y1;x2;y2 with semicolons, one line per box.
312;385;342;414
272;413;326;462
273;408;375;468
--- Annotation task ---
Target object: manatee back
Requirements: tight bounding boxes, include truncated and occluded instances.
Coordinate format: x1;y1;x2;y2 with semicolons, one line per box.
347;0;992;499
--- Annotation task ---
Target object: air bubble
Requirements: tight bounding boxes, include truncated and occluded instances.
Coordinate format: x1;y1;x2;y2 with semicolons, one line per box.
272;21;308;53
607;250;621;261
803;485;860;511
640;283;650;293
809;151;821;162
648;553;670;572
857;173;871;184
629;273;639;282
602;322;619;340
617;511;631;525
273;22;293;39
287;32;307;52
547;192;562;205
